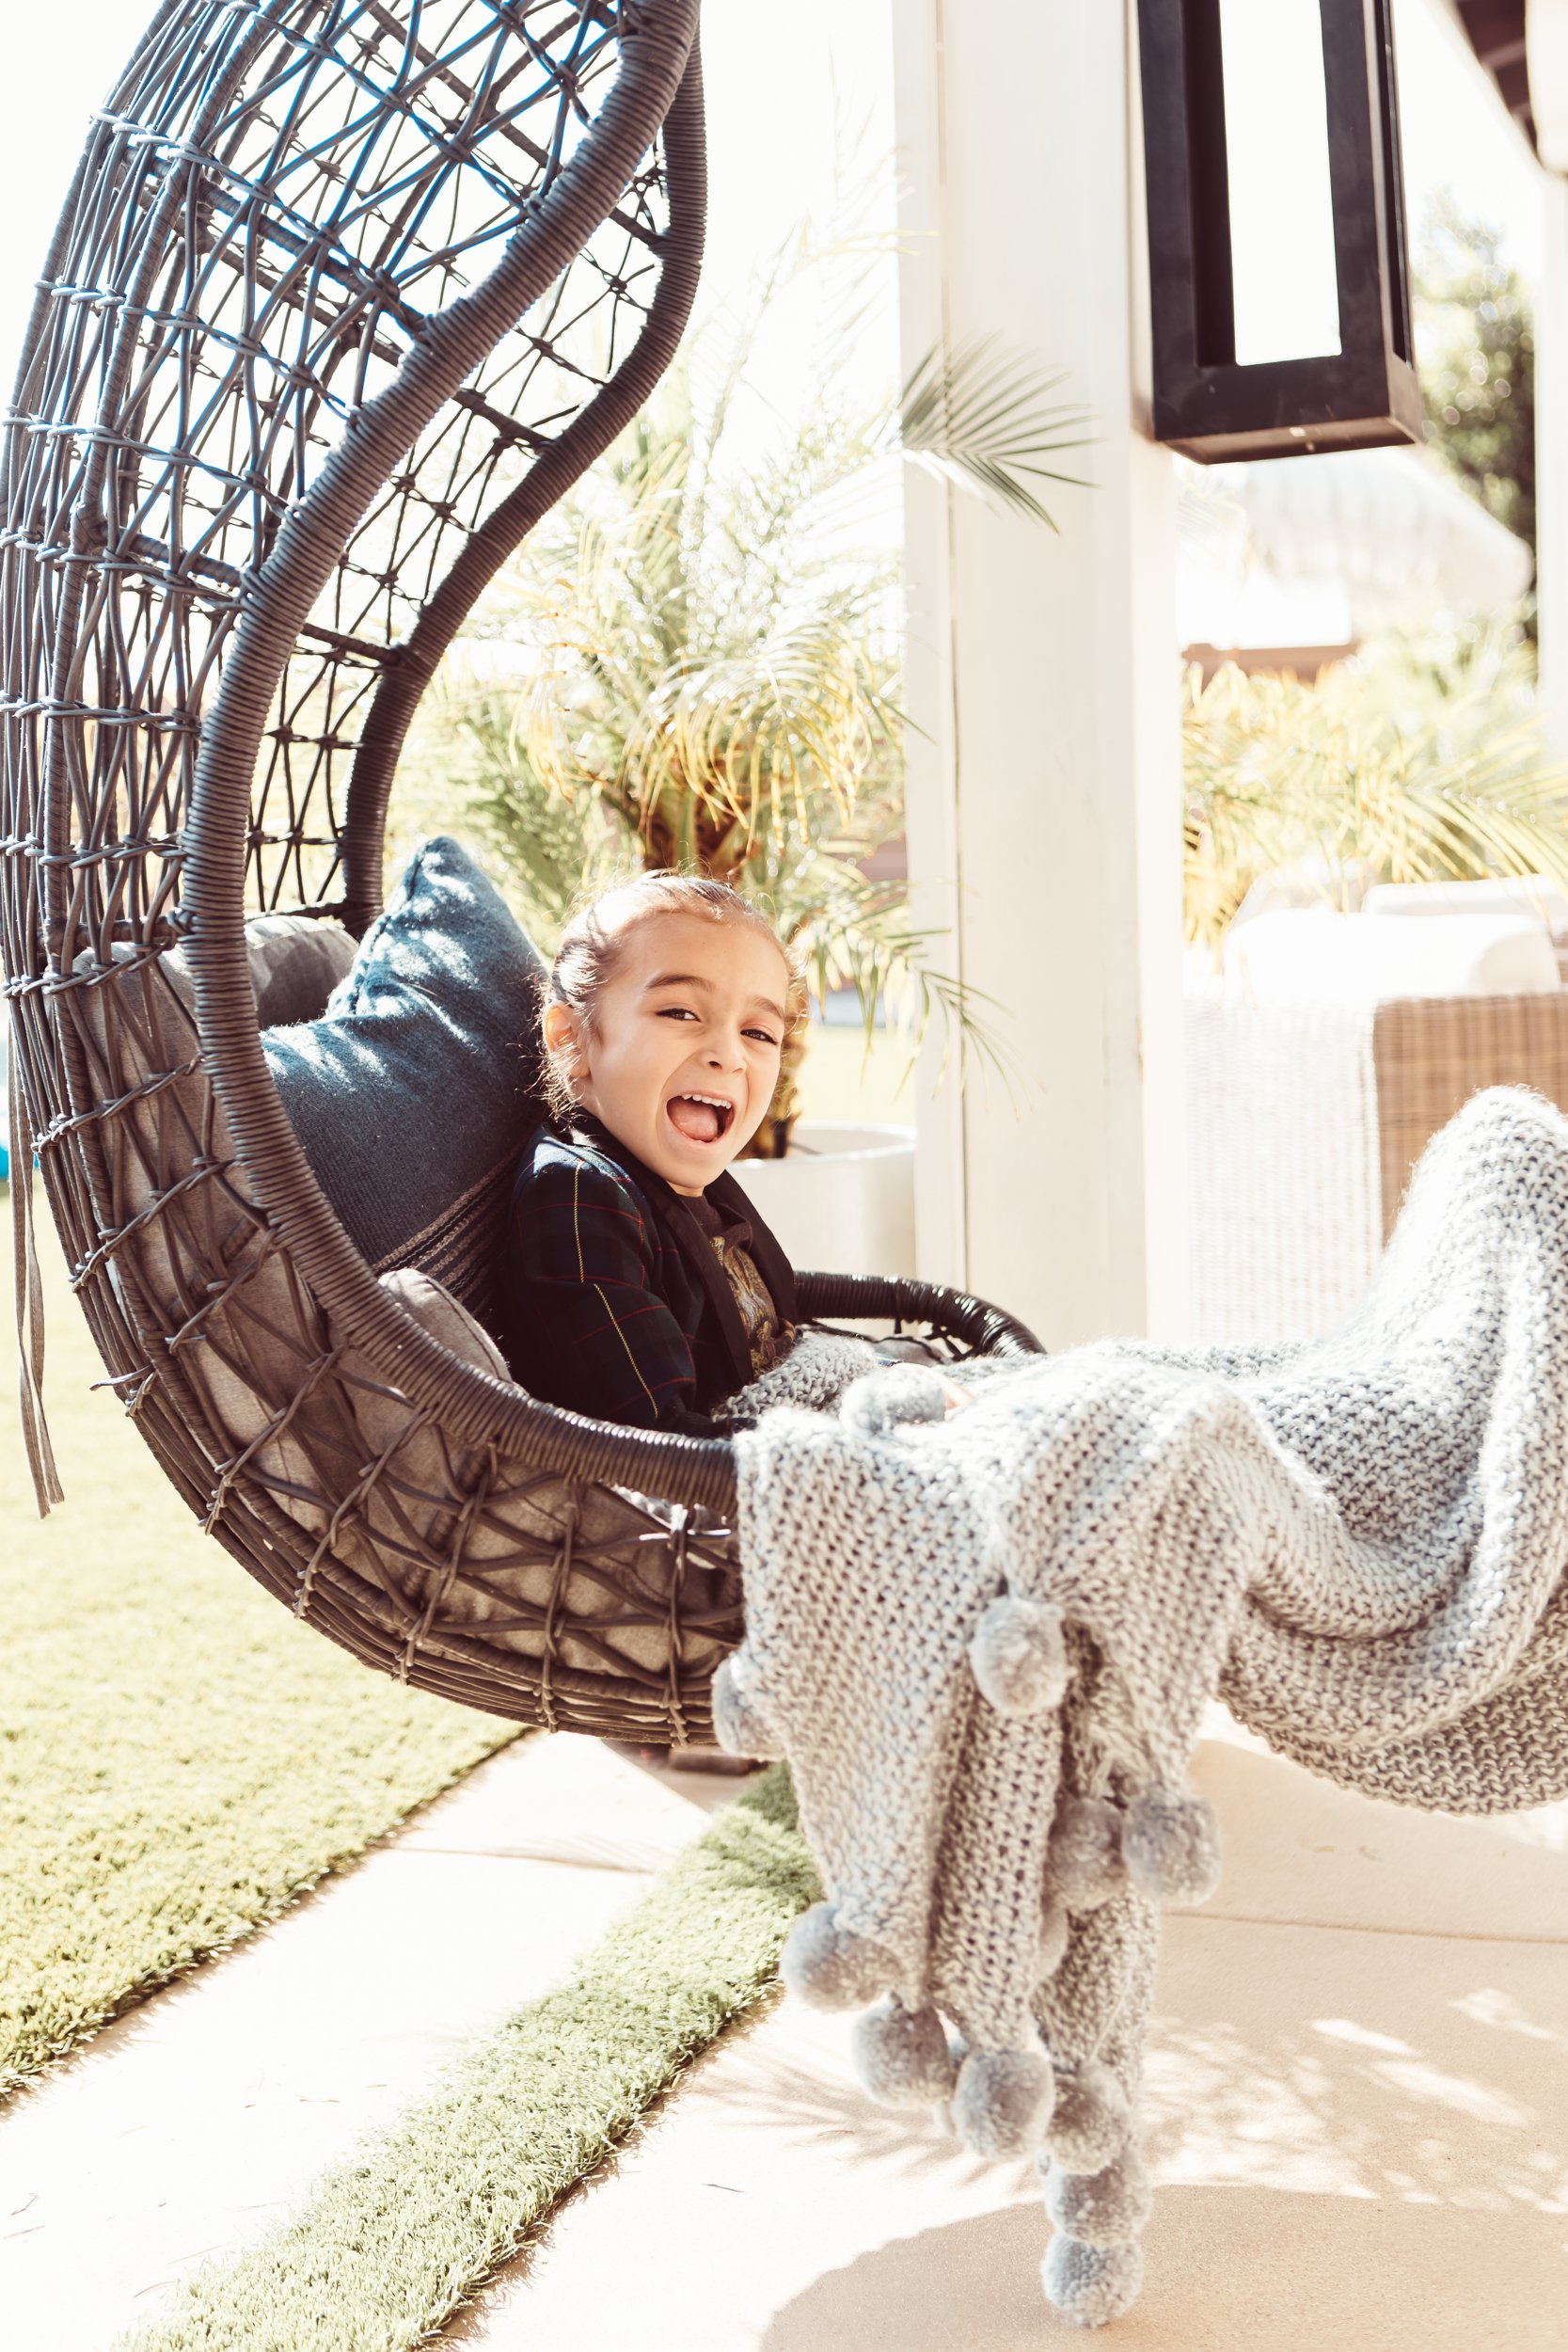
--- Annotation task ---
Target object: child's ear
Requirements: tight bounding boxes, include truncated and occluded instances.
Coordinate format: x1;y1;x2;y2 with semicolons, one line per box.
542;999;588;1086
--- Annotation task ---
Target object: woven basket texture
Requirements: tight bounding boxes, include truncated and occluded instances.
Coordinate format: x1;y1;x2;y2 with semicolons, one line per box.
1;0;1041;1740
1372;993;1568;1239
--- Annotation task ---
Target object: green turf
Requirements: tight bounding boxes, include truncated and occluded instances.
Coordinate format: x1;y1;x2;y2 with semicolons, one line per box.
0;1199;521;2098
115;1765;815;2352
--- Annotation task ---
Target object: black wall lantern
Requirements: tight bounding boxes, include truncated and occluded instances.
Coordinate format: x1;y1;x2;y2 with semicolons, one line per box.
1136;0;1421;462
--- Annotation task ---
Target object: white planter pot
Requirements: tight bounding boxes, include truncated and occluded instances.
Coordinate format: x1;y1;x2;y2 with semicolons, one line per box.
734;1120;916;1279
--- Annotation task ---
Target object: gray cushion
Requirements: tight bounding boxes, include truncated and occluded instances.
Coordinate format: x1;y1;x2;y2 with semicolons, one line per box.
166;911;356;1027
379;1264;514;1383
245;914;357;1026
264;836;547;1324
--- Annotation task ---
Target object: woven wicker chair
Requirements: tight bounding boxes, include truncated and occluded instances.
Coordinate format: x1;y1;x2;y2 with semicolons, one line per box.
1;0;1041;1745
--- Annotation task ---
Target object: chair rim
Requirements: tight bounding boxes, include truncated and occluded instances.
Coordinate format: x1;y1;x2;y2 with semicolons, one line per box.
173;0;748;1517
11;0;1048;1534
2;0;1048;1740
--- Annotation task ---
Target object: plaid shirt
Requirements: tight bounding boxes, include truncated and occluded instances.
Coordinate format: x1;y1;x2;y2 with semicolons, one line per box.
499;1114;798;1436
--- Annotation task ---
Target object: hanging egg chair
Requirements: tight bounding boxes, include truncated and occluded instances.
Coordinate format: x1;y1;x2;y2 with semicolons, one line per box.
1;0;1041;1744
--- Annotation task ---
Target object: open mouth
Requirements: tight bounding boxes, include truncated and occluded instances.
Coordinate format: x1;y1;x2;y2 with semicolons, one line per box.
666;1092;736;1146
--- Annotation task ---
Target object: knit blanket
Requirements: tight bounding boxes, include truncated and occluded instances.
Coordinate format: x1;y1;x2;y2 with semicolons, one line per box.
714;1088;1568;2327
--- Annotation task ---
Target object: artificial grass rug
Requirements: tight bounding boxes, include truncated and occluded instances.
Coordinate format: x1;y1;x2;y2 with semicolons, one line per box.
0;1203;520;2097
116;1765;816;2352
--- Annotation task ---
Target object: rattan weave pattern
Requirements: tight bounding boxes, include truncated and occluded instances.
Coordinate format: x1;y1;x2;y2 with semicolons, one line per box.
1371;993;1568;1241
2;0;1043;1740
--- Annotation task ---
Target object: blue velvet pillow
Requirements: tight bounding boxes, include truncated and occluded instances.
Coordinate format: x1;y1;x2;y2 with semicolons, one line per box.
263;836;546;1326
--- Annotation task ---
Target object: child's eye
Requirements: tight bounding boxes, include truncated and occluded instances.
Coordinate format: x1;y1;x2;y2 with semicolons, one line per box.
744;1027;780;1048
656;1005;698;1022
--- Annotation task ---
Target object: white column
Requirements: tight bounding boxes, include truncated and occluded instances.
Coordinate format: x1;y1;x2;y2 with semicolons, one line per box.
1537;169;1568;753
892;0;1187;1345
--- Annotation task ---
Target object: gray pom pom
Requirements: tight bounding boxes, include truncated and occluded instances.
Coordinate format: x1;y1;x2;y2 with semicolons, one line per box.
1040;2234;1145;2327
1047;1794;1126;1913
1041;2058;1131;2173
780;1902;897;2010
841;1362;948;1437
951;2043;1055;2161
709;1654;784;1760
1038;1889;1069;1979
1122;1786;1223;1905
968;1595;1069;1719
1043;2143;1152;2247
850;1997;958;2108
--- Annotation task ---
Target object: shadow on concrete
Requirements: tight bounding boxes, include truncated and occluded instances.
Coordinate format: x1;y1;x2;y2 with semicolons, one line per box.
701;1942;1568;2217
727;1907;1568;2349
760;2185;1568;2352
704;2042;1032;2187
1144;1913;1568;2217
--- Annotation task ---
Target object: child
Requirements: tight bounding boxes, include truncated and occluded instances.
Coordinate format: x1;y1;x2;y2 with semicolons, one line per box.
500;874;801;1435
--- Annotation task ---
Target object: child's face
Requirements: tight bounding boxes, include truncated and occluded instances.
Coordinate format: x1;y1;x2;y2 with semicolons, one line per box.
548;911;789;1193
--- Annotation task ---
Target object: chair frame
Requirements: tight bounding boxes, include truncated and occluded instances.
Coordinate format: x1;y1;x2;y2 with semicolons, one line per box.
2;0;1040;1740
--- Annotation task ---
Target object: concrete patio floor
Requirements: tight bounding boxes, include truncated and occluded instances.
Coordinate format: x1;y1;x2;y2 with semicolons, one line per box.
450;1708;1568;2351
2;1708;1564;2349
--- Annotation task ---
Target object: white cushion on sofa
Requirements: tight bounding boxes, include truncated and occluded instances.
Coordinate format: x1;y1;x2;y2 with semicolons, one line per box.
1361;876;1568;934
1223;908;1560;1004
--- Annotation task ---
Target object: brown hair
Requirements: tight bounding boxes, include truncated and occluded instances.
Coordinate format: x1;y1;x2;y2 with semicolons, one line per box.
539;871;800;1120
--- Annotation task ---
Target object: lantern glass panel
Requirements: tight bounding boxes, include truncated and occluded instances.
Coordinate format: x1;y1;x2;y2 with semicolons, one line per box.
1218;0;1340;364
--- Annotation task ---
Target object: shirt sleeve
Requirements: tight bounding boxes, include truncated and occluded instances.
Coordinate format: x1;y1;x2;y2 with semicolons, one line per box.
504;1153;717;1435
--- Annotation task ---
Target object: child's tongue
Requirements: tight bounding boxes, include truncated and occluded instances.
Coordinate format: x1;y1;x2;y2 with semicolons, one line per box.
668;1095;721;1144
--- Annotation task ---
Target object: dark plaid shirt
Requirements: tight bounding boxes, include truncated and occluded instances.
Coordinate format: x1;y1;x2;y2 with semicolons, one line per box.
499;1113;798;1436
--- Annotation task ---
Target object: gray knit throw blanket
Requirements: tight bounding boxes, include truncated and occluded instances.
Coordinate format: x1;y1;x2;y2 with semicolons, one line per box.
713;1089;1568;2328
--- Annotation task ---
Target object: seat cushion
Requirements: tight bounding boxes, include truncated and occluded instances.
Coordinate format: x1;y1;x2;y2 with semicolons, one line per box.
168;911;357;1028
245;913;358;1025
379;1264;514;1383
264;836;547;1326
1224;908;1561;1004
1361;876;1568;936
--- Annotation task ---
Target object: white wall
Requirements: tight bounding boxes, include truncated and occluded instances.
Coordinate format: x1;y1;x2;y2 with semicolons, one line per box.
892;0;1187;1346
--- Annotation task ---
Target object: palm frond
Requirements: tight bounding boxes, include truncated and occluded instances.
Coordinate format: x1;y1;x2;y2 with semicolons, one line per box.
412;232;1080;1122
1183;657;1568;956
895;336;1096;528
401;663;635;949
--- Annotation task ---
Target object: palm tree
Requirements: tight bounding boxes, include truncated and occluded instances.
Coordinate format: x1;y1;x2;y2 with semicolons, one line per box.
1183;635;1568;956
419;227;1090;1152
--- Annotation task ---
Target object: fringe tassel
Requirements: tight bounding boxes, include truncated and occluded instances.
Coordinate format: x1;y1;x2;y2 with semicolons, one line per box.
8;1043;63;1515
